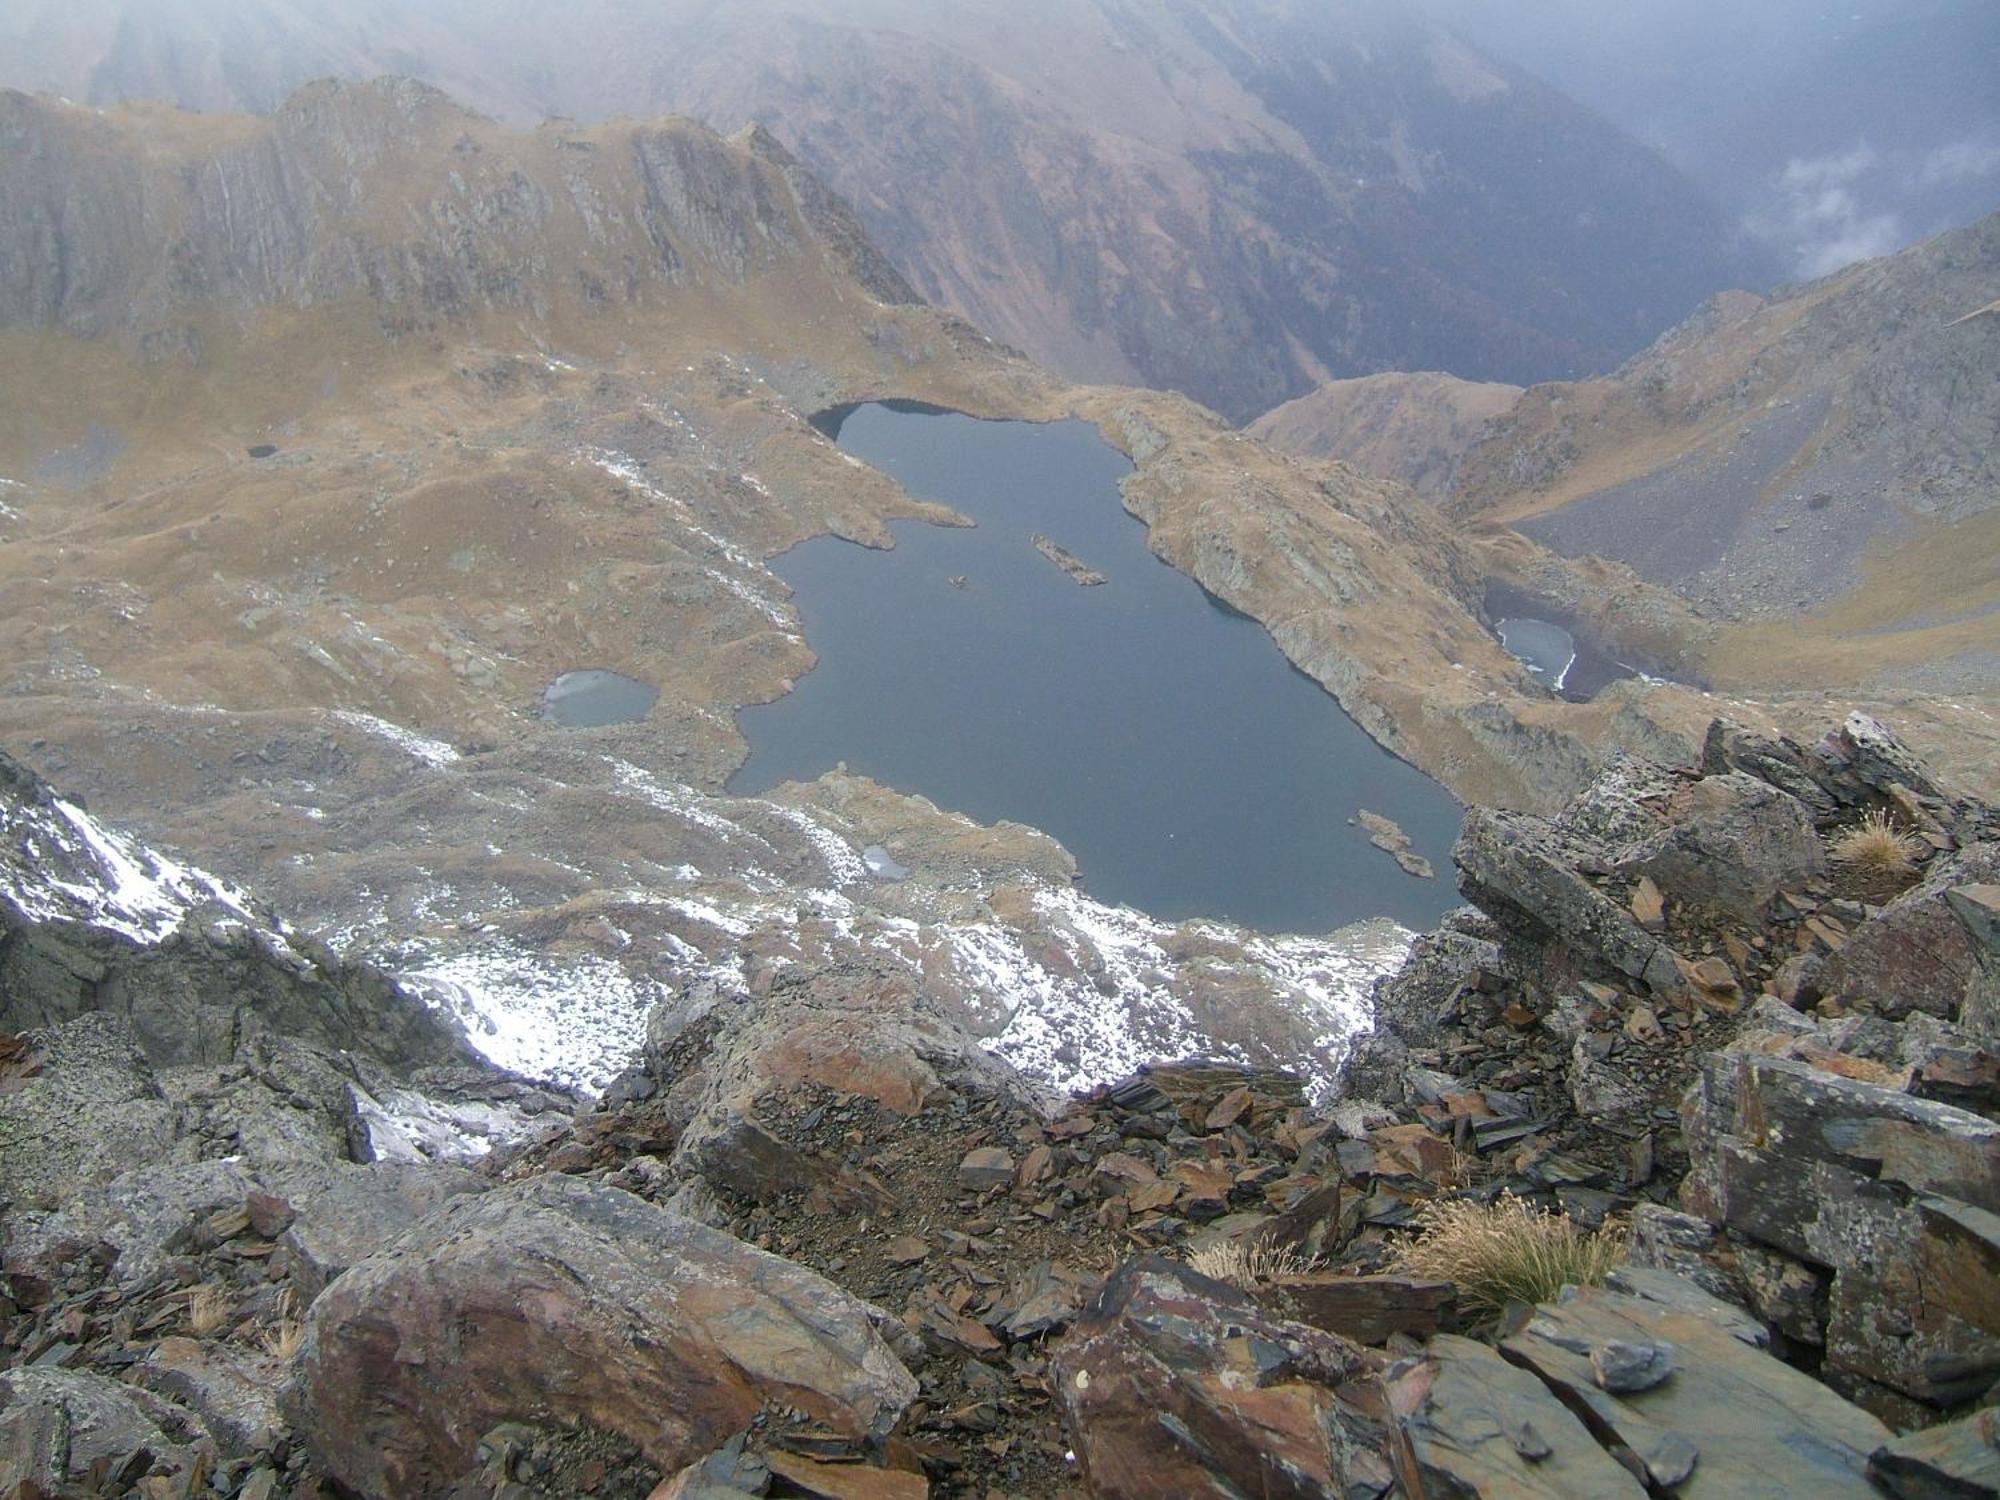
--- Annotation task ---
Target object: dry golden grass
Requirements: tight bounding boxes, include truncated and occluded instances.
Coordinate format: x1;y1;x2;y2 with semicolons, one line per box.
1829;809;1925;878
184;1283;229;1337
258;1317;307;1361
1387;1194;1625;1317
1184;1237;1320;1289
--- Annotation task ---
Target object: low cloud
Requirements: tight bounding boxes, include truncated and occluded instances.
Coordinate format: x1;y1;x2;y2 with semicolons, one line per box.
1751;144;1905;278
1920;138;2000;187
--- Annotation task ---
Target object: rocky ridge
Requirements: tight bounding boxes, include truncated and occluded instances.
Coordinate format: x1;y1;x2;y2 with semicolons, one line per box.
0;0;1776;422
9;712;2000;1498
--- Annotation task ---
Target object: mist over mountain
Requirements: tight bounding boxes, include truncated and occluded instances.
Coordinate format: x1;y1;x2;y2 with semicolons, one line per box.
0;0;1774;420
1417;0;2000;279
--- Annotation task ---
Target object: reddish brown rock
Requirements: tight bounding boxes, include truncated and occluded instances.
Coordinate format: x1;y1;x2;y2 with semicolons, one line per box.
299;1176;916;1498
1052;1258;1364;1500
1258;1275;1454;1345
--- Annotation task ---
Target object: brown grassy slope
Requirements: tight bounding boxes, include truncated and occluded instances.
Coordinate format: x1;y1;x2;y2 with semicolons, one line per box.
1247;372;1525;499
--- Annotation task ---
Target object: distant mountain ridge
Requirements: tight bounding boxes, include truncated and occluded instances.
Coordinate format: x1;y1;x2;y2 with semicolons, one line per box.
0;78;916;342
0;0;1774;421
1447;212;2000;697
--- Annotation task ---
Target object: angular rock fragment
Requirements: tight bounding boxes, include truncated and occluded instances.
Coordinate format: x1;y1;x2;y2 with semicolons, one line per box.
300;1176;916;1498
0;1367;205;1496
1681;1048;2000;1405
1053;1257;1364;1500
956;1146;1014;1192
1868;1409;2000;1500
1589;1338;1674;1392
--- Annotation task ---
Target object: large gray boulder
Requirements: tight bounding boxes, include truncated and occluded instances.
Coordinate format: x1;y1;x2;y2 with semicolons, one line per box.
1616;771;1824;923
1454;805;1684;994
281;1160;490;1301
298;1175;917;1498
1682;1048;2000;1407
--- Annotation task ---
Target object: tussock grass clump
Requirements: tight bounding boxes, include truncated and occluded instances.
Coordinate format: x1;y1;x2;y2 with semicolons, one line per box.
255;1289;306;1361
1184;1238;1319;1289
1387;1194;1625;1317
1829;809;1924;879
258;1315;306;1361
184;1283;229;1337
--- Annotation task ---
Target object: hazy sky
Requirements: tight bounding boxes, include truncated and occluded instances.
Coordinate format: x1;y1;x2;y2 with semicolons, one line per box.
1415;0;2000;275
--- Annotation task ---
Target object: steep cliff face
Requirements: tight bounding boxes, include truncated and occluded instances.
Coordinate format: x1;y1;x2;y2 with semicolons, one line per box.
0;0;1773;421
0;80;915;344
1447;211;2000;696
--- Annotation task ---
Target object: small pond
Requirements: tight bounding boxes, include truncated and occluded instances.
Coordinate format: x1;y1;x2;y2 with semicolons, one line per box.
542;669;659;728
1485;583;1640;702
729;402;1463;933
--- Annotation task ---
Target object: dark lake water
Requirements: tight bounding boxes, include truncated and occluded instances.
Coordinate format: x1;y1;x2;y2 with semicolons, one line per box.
730;403;1463;933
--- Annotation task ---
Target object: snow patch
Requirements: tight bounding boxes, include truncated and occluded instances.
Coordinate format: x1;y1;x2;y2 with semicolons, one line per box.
401;944;669;1094
332;711;461;768
766;804;868;885
0;793;256;944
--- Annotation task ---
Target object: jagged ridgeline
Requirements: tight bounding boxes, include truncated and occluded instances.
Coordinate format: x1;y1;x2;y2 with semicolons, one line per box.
0;79;917;347
0;0;1776;422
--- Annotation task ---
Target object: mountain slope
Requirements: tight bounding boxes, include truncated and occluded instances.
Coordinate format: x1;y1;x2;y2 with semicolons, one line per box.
1449;212;2000;696
1247;371;1523;498
0;0;1774;421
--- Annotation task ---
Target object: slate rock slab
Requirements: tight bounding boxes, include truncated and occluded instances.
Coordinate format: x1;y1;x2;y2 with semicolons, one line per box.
1869;1408;2000;1499
1501;1280;1890;1497
1405;1333;1646;1498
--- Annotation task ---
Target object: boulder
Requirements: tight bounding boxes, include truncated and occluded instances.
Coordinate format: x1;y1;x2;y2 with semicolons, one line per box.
1371;923;1501;1053
1868;1409;2000;1499
0;1013;177;1213
640;966;1040;1205
1681;1048;2000;1406
0;1367;207;1494
137;1337;286;1455
1619;771;1825;922
299;1175;916;1498
1951;883;2000;1045
281;1160;489;1300
1500;1279;1891;1496
1454;807;1683;994
1052;1257;1364;1500
1700;719;1843;823
1820;845;2000;1021
5;1157;257;1290
1258;1274;1455;1345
